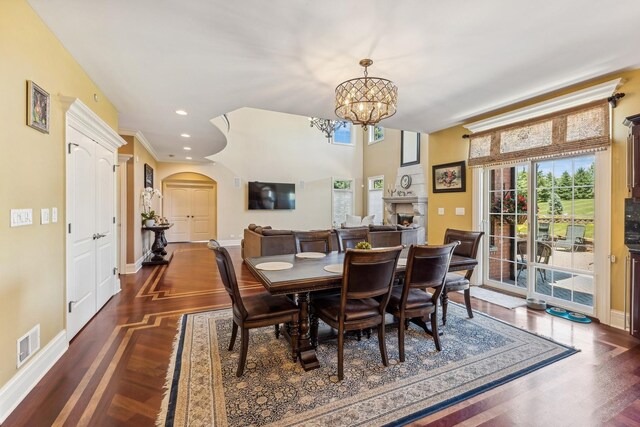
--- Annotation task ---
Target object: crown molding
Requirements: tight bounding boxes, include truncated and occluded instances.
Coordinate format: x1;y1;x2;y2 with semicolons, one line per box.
59;96;126;150
118;128;160;161
464;78;622;133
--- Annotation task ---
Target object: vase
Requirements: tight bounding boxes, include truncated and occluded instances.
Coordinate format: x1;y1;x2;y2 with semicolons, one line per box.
145;219;156;227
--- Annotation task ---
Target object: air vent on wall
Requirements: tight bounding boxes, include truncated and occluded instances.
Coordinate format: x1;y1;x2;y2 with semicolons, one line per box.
17;324;40;368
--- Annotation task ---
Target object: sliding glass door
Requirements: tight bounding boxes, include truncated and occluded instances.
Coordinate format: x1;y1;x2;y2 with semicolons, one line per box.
484;154;597;314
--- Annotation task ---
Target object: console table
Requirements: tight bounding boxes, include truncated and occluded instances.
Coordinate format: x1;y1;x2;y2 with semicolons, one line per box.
142;224;173;266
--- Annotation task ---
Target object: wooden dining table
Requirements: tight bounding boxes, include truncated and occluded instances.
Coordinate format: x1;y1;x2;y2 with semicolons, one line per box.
245;249;478;371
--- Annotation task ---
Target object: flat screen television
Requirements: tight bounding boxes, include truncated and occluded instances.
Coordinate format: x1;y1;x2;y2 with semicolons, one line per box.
248;181;295;210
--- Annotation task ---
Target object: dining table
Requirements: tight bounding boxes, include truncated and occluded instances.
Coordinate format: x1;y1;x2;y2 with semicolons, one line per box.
245;249;478;371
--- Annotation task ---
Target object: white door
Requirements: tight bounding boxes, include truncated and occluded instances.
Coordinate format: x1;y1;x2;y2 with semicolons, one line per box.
67;127;97;338
67;127;117;339
165;184;215;242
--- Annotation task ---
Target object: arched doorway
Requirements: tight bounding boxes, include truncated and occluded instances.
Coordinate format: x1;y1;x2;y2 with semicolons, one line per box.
162;172;217;242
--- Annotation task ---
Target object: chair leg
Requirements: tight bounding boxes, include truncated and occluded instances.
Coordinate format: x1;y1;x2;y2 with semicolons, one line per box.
229;321;238;351
398;314;406;362
236;327;249;377
430;312;442;351
441;289;449;325
274;324;280;339
464;288;474;318
290;319;299;362
356;330;362;341
378;323;388;367
338;327;344;381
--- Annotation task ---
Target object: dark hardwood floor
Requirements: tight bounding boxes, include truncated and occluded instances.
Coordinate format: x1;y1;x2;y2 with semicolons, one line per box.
4;243;640;426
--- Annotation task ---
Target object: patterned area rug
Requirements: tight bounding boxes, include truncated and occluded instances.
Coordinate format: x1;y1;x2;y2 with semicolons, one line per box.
158;303;577;426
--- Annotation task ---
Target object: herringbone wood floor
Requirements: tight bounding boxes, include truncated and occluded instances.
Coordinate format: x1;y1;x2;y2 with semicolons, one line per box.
4;243;640;426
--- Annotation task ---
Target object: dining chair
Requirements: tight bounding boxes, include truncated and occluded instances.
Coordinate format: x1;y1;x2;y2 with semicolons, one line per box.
336;227;370;252
441;228;484;324
208;240;300;377
294;230;332;253
386;242;457;361
310;246;402;381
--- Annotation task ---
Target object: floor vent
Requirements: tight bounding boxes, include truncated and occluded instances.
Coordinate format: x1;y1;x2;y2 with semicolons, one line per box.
17;324;40;368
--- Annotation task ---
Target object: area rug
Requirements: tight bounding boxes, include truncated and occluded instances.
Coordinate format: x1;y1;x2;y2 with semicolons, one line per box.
463;286;528;309
158;303;577;427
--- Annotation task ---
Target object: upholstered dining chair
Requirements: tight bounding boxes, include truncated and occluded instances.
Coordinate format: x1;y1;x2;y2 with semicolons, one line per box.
441;229;484;325
208;240;299;377
386;243;457;361
335;227;370;252
294;230;332;253
310;246;402;381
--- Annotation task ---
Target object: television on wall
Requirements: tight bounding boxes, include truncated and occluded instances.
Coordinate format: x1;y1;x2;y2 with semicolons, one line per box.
248;181;295;210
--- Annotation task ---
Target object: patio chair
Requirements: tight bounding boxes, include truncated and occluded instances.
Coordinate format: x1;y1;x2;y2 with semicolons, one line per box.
537;222;550;241
517;241;552;283
555;224;586;251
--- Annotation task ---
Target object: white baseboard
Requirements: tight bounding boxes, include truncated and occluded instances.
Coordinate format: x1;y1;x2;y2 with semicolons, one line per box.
0;330;68;423
610;309;629;331
114;277;121;294
218;239;241;246
123;250;151;274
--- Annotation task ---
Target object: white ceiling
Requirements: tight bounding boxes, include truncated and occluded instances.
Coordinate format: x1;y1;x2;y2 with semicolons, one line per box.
28;0;640;162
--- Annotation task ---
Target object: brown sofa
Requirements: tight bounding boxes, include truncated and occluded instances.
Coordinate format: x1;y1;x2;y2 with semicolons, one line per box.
242;224;421;259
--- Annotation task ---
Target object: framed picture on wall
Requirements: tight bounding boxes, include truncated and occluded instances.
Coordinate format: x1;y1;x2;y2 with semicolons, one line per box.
401;130;420;166
144;163;154;188
26;80;50;134
432;160;466;193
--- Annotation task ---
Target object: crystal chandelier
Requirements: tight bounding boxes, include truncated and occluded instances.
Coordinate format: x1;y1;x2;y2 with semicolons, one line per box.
308;117;347;142
335;59;398;130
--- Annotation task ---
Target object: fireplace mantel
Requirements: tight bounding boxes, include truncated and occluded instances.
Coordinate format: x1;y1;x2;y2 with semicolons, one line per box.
382;196;427;204
382;195;427;244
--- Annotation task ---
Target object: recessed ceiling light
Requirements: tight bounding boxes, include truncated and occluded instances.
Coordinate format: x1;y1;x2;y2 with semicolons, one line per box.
181;133;191;138
175;109;188;116
186;156;192;160
183;146;191;151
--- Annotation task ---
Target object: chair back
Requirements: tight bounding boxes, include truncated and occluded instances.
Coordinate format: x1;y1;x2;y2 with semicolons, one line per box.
537;222;550;240
536;241;552;264
336;228;370;252
443;228;484;258
294;230;332;253
341;246;402;314
208;240;247;319
566;224;586;241
402;243;458;306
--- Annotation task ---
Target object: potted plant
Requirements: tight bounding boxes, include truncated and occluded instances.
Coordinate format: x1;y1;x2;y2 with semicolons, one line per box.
141;187;162;226
141;210;157;227
491;191;527;225
354;241;372;250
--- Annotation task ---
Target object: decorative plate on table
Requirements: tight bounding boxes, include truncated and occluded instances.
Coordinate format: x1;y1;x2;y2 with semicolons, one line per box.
255;262;293;271
323;264;343;274
397;258;407;266
295;252;326;259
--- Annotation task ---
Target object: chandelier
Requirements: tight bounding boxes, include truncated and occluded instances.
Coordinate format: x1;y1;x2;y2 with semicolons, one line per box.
335;58;398;130
308;117;347;142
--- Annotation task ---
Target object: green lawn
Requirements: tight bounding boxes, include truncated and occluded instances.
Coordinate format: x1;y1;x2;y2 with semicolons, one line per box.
517;198;595;239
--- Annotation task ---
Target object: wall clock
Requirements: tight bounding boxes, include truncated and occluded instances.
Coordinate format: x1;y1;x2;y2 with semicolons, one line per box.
400;174;412;189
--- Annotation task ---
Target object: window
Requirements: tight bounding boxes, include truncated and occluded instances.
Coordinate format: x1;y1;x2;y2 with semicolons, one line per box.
332;178;354;227
368;125;384;144
332;122;354;146
368;176;384;224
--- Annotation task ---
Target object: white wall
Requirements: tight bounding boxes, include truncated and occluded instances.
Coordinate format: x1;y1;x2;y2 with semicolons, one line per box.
157;108;364;241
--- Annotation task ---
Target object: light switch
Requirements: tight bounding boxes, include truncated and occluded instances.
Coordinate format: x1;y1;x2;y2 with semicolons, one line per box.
438;208;445;216
455;207;465;216
40;208;50;224
10;209;33;227
51;207;58;223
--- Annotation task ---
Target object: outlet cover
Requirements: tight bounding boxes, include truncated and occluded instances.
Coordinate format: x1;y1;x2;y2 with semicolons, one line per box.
438;208;445;215
455;207;465;216
51;207;58;223
41;208;50;224
10;209;33;227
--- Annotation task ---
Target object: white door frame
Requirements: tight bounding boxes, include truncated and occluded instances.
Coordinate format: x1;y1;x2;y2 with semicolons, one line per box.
117;154;132;281
62;97;125;341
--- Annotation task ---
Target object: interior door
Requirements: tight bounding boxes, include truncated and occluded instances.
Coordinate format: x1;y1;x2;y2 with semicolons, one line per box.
166;186;190;242
67;127;97;339
95;143;115;309
190;187;214;241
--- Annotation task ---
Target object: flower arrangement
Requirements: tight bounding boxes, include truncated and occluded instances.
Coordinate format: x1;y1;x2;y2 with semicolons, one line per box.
141;187;162;225
491;191;527;224
354;241;372;250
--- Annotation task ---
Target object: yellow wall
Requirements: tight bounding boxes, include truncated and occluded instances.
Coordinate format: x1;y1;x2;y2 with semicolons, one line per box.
0;0;118;387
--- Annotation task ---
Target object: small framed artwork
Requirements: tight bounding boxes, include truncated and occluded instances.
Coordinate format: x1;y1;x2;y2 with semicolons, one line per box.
368;125;384;144
144;164;154;188
432;160;466;193
401;130;420;166
27;80;50;134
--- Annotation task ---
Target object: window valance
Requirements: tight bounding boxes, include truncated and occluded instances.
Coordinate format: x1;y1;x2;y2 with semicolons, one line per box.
468;100;610;167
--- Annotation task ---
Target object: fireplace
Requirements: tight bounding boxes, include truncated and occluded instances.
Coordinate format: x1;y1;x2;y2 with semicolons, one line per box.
397;214;414;226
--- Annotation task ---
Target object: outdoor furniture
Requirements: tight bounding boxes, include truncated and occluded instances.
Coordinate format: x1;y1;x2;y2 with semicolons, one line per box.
517;241;553;282
537;222;550;241
310;247;402;380
208;240;300;377
386;243;457;361
555;224;586;251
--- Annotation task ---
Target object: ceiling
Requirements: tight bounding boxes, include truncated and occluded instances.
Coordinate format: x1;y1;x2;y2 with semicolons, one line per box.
28;0;640;162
